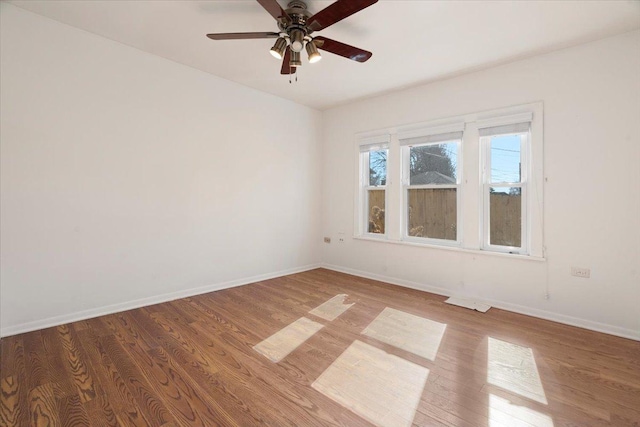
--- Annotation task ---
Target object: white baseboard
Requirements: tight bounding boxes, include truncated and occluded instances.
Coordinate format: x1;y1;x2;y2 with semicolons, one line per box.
0;263;322;338
322;263;640;341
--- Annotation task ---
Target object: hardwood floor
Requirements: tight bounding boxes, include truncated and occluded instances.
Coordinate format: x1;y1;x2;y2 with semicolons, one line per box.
1;268;639;426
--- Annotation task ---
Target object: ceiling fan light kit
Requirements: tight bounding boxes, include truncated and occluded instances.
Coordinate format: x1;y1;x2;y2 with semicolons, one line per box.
290;50;302;67
306;40;321;63
289;28;306;52
206;0;378;76
270;37;287;59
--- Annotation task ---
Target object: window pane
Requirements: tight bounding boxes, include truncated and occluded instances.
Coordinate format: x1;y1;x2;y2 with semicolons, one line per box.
489;187;521;247
369;150;387;186
490;135;521;183
407;188;457;240
410;143;457;185
368;189;385;234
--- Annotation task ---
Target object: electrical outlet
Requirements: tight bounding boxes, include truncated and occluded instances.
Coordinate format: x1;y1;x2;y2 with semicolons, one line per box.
338;237;345;243
571;267;590;279
323;237;331;243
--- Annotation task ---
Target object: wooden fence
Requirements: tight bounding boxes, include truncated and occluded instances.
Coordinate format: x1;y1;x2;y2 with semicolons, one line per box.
407;189;457;240
489;192;521;247
368;189;521;246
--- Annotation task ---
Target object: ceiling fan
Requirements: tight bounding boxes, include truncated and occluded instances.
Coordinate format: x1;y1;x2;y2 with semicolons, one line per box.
206;0;378;75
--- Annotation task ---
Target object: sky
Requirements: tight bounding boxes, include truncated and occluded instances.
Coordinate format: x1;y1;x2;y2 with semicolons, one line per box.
368;134;522;190
490;134;521;184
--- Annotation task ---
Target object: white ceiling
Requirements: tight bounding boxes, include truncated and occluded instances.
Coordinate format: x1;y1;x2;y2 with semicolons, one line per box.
8;0;640;110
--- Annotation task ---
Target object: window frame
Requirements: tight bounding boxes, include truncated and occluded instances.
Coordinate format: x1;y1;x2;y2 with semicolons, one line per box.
357;134;390;239
401;138;462;246
353;102;544;259
480;129;530;254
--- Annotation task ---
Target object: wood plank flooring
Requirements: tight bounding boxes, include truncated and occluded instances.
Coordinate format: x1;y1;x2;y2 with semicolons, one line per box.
1;268;639;426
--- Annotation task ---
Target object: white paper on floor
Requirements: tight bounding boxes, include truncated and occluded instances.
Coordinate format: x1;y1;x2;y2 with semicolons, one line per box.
312;340;429;427
309;294;355;321
362;307;447;361
444;297;491;313
253;317;324;362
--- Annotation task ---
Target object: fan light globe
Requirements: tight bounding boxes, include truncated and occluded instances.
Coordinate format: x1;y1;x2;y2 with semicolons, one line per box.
291;40;303;52
306;41;322;63
270;37;287;59
290;29;305;52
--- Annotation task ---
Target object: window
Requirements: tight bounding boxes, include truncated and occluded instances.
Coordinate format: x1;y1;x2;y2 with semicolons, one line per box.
354;103;543;258
480;123;530;253
358;136;389;236
400;132;461;244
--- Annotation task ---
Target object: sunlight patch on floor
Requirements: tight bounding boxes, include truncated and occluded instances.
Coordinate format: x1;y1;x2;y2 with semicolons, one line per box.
488;337;548;404
312;340;429;427
362;307;447;361
489;394;554;427
253;317;324;362
309;294;355;321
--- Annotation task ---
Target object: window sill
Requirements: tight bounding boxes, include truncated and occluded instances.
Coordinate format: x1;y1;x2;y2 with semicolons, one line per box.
352;235;546;262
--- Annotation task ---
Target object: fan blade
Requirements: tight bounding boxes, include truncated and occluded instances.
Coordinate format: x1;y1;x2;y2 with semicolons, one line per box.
313;36;372;62
307;0;378;32
280;48;297;75
207;32;280;40
257;0;290;22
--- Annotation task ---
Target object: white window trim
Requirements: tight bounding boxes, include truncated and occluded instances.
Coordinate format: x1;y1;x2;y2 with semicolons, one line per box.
353;234;546;262
353;102;544;259
397;122;465;141
476;112;533;130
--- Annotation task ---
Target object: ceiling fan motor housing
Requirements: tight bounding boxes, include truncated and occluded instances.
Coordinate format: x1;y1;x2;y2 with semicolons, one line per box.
279;0;314;52
285;0;311;24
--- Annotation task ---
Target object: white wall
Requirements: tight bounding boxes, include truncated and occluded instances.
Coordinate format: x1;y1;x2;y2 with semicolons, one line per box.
0;3;322;336
321;30;640;339
2;3;638;340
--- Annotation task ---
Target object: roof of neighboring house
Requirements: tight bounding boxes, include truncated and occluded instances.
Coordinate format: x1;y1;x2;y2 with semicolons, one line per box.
411;171;456;185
